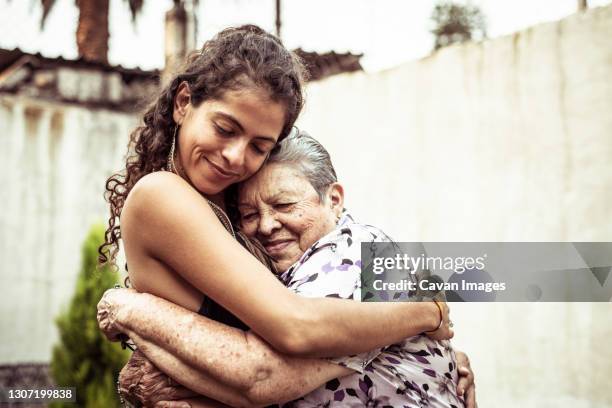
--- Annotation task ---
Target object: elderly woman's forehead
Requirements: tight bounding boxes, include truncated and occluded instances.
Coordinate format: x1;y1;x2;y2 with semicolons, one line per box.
238;163;314;199
250;162;305;185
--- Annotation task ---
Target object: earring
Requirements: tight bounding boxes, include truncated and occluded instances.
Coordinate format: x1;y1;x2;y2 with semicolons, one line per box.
166;125;179;172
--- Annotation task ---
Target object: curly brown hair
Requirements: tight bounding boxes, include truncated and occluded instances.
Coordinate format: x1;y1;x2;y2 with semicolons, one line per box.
98;25;306;266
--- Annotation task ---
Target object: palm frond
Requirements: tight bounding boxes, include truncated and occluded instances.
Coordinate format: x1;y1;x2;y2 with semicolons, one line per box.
125;0;144;22
40;0;57;28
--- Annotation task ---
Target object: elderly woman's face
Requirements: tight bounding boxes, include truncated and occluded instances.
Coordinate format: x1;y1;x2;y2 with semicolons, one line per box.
238;163;343;272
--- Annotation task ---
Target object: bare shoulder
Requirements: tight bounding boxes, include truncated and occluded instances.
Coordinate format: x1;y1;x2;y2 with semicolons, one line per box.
129;171;189;200
122;171;211;230
125;171;193;210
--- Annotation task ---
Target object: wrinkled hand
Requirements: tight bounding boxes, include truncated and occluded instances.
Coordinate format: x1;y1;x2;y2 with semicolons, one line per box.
424;300;454;341
119;349;198;407
455;350;477;408
154;402;192;408
155;397;231;408
96;287;137;342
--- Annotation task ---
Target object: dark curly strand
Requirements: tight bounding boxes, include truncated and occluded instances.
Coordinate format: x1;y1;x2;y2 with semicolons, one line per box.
98;25;306;266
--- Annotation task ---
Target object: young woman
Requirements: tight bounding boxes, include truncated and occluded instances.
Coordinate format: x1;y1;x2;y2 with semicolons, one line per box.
99;25;452;403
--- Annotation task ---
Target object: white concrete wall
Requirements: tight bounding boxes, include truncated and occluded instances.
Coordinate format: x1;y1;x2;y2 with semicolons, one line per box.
0;96;134;363
297;5;612;408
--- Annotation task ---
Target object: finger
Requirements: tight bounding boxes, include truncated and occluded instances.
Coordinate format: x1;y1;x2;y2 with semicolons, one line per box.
458;366;474;382
155;402;191;408
454;350;466;362
465;384;476;408
457;376;469;396
458;366;469;375
442;302;450;316
101;288;117;299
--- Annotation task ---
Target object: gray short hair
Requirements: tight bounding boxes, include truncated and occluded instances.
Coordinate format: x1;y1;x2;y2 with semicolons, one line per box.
268;129;337;201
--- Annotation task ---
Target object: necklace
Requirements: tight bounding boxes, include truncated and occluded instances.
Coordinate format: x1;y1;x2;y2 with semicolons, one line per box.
167;144;236;238
206;199;236;238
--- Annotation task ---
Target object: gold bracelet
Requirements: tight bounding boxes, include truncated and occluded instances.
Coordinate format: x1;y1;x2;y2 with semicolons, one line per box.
424;299;444;334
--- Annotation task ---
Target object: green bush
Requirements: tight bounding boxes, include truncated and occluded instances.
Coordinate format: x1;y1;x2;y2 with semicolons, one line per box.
50;224;130;407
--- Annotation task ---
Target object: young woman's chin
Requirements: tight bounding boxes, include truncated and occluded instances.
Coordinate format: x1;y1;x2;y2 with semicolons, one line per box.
181;161;228;196
196;170;245;197
192;176;229;197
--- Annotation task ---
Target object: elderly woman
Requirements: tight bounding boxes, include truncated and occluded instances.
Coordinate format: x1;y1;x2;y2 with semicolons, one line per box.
98;133;475;407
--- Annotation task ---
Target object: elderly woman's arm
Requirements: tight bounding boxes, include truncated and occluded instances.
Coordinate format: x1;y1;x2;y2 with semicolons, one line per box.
102;295;473;407
122;172;451;357
100;290;362;402
125;331;352;407
100;291;353;406
101;293;470;407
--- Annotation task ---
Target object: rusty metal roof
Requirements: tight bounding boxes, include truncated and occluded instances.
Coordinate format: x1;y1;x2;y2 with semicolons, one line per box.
0;48;160;111
0;47;363;110
0;46;363;84
0;48;160;83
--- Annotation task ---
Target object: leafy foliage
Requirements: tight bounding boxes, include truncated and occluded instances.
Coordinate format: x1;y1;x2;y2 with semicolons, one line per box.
431;1;487;50
49;224;129;408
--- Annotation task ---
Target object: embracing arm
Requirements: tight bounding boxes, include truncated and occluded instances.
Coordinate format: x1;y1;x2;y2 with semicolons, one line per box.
128;329;351;407
101;290;351;406
123;172;450;357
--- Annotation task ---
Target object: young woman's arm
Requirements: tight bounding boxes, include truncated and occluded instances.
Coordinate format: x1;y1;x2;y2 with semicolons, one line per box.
122;172;450;357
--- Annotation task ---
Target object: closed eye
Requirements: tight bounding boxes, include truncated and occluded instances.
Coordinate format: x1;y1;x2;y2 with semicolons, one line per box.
215;124;235;137
241;212;258;221
251;143;267;155
274;203;295;211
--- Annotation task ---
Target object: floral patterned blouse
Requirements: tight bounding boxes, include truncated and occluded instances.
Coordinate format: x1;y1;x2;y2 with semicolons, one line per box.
279;212;465;408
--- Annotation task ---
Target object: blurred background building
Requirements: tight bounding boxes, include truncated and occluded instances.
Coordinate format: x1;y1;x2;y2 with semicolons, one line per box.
0;1;611;407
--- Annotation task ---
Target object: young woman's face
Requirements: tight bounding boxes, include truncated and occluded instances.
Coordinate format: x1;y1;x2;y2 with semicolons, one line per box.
172;84;286;196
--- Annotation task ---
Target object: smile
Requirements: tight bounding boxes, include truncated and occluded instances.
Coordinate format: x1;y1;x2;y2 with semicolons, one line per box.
205;158;239;179
264;239;293;254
